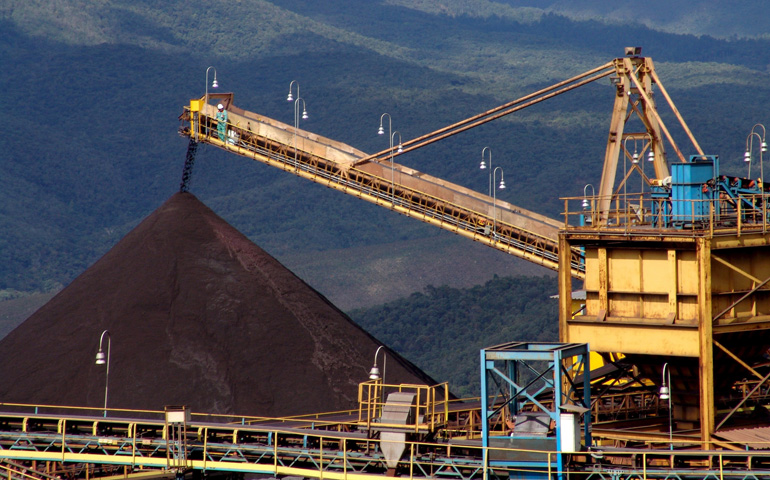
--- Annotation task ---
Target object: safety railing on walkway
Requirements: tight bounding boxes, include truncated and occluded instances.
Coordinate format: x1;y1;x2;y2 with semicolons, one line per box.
563;191;770;237
4;408;770;480
357;381;450;434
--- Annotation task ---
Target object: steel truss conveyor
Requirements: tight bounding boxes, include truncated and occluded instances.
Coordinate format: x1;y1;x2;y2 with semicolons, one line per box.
3;408;770;480
178;95;585;278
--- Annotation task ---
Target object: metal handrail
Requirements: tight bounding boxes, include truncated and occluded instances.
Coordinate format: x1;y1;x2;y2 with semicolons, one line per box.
563;190;770;235
182;108;586;276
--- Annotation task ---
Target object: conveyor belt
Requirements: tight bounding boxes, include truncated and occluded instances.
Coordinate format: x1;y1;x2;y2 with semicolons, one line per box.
178;98;585;278
3;409;770;479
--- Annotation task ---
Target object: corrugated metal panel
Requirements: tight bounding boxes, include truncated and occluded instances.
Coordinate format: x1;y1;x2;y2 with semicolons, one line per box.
717;426;770;449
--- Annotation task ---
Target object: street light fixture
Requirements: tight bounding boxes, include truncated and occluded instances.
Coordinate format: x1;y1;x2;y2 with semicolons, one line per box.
623;136;639;164
95;330;111;418
287;80;299;102
293;96;308;164
745;124;767;184
369;345;386;382
480;147;492;196
659;362;673;449
492;166;505;240
204;66;219;139
645;132;656;163
390;131;403;202
378;113;396;202
582;184;595;210
205;66;218;108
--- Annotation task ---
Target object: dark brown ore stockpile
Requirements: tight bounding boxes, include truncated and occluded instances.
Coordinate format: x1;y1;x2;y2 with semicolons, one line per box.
0;193;439;417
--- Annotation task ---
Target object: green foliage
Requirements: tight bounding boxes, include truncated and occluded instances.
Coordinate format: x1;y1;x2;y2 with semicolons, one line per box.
1;1;770;303
349;275;559;397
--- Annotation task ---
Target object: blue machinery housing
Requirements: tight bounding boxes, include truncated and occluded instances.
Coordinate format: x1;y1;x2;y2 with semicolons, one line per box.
651;155;770;229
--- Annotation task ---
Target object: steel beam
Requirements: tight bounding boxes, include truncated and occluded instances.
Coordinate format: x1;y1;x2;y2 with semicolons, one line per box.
697;237;714;446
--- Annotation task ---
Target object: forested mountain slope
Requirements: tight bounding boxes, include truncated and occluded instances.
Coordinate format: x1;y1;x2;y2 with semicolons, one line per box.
350;274;560;397
2;0;769;311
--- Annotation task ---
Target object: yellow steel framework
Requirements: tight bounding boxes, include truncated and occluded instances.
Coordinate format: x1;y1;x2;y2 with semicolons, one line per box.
559;193;770;446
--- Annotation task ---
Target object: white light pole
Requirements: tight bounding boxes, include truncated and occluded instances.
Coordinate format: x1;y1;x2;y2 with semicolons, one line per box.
659;362;673;449
287;80;299;102
623;136;640;165
582;184;595;226
745;124;767;185
492;166;506;239
390;131;403;203
479;147;492;196
205;66;218;108
644;132;656;163
378;113;395;202
369;345;386;383
293;97;308;163
582;184;595;210
95;330;111;418
204;66;218;139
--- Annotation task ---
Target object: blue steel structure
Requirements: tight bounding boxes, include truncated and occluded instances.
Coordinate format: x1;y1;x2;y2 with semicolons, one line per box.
480;343;591;480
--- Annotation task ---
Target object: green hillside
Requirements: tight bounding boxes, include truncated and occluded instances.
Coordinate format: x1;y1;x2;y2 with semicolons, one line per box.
2;0;770;311
350;274;560;397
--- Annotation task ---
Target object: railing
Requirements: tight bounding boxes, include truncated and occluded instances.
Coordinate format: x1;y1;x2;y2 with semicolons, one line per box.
590;391;663;423
357;381;450;434
563;190;770;236
5;410;770;480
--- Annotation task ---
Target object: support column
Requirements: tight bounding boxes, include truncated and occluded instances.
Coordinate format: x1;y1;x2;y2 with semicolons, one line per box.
667;250;678;321
558;235;573;342
697;237;714;446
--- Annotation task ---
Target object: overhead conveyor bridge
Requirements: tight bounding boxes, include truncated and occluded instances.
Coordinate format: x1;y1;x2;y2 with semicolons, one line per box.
178;95;585;278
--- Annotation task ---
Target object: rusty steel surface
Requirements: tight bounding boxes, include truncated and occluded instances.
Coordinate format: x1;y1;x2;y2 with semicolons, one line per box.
180;98;586;276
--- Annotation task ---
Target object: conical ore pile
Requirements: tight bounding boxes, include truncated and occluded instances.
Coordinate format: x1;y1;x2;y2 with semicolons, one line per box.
0;193;437;416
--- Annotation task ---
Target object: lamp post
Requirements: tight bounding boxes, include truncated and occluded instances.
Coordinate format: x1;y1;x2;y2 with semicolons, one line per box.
95;330;111;418
369;346;387;416
293;97;308;163
623;136;640;165
644;132;656;163
390;131;403;203
745;124;767;185
492;166;506;239
287;80;299;102
582;184;595;210
204;67;218;139
659;362;673;449
369;345;386;382
479;147;492;196
205;66;218;108
582;184;595;226
378;113;395;202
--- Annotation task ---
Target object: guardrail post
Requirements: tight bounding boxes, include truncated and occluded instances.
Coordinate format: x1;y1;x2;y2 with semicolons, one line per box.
273;431;278;474
409;442;414;480
564;199;569;227
719;453;725;480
